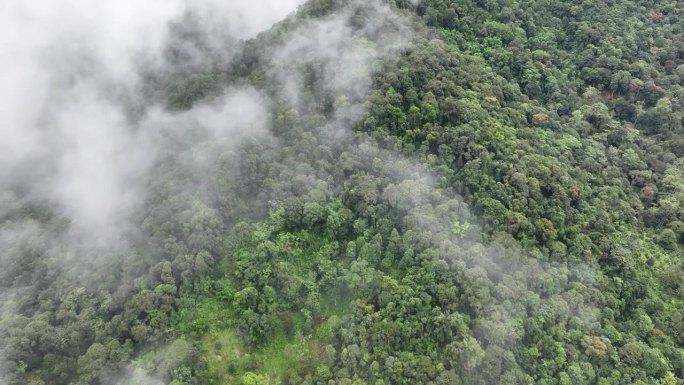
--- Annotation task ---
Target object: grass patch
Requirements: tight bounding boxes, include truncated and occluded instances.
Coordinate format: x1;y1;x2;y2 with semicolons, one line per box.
201;326;320;385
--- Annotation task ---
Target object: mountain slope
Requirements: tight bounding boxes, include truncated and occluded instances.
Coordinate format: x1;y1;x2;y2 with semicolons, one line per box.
1;0;683;384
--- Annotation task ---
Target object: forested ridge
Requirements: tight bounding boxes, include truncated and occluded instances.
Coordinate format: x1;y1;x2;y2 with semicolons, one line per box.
1;0;683;384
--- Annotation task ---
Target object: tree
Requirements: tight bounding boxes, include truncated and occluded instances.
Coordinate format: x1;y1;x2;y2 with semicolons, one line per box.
241;372;270;385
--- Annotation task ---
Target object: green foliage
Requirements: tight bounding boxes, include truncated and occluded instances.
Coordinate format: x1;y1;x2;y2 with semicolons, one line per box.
2;0;683;384
242;372;270;385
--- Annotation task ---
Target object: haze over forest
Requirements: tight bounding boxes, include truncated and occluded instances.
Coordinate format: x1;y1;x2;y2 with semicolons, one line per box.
1;0;683;384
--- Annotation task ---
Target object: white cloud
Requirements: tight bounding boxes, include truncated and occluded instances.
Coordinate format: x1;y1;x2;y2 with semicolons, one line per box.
0;0;302;246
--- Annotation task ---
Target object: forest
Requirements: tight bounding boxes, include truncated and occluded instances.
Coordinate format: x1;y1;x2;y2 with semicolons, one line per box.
0;0;683;384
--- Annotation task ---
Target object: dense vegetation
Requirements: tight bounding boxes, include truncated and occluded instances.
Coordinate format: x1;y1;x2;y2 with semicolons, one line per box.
1;0;683;384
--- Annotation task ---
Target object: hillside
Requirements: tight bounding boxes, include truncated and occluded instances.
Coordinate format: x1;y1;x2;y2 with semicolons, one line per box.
1;0;683;384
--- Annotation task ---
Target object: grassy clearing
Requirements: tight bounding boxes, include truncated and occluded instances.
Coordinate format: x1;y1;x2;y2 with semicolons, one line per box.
201;324;320;385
